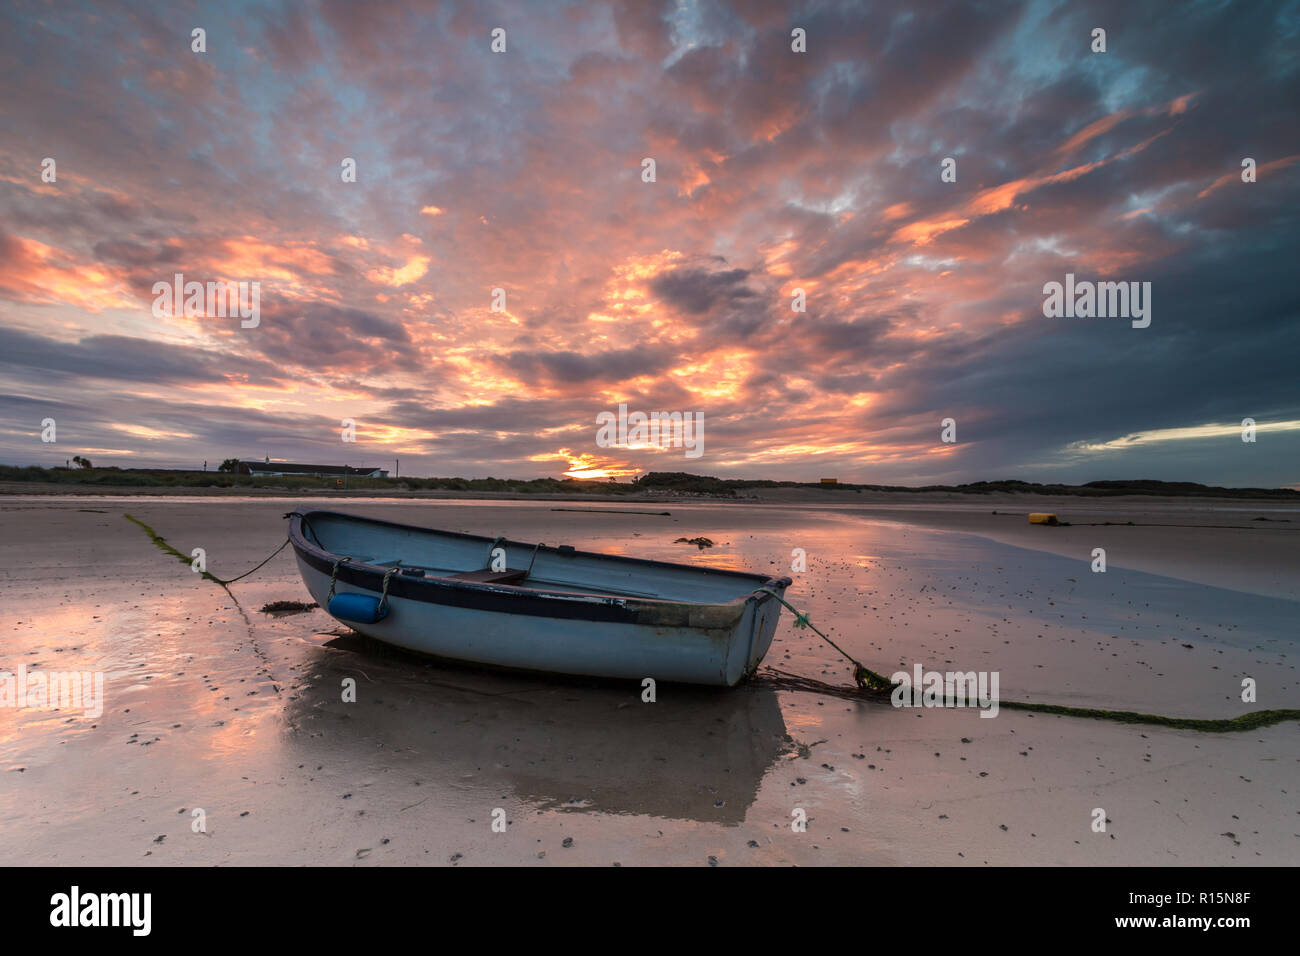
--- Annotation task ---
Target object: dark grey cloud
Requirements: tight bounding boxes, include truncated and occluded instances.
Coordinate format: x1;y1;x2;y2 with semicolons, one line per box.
0;325;285;386
496;346;676;385
650;266;757;315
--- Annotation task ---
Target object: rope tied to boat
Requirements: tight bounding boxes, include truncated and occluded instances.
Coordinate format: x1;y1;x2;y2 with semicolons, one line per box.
122;513;292;587
377;566;399;615
212;537;291;585
757;587;896;692
326;556;353;601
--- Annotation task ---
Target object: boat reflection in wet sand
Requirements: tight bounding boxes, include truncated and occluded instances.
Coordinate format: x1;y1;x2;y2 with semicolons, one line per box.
289;635;791;825
288;509;792;687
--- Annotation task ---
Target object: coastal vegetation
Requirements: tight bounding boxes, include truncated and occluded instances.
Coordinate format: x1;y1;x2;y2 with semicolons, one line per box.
1;465;1296;499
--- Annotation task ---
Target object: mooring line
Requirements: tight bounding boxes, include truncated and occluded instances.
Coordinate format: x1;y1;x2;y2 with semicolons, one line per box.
760;594;1300;733
124;513;289;586
123;513;286;695
758;587;894;691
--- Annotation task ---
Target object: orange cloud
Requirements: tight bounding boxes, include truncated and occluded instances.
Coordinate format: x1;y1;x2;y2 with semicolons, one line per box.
1197;153;1300;199
891;217;970;245
533;448;640;480
211;236;337;279
893;99;1195;248
366;255;432;287
0;235;136;311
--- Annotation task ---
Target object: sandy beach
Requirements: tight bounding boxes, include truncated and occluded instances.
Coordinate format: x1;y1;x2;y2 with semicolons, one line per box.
1;494;1296;865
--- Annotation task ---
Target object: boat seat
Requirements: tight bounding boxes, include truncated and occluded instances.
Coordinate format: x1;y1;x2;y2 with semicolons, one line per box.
449;567;529;585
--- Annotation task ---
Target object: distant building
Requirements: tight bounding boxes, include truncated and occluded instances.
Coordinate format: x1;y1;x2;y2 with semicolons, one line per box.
820;478;838;485
237;457;389;478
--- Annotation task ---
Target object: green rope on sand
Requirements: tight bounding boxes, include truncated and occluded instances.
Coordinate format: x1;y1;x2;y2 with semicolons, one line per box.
758;587;895;691
760;590;1300;733
124;514;288;588
997;700;1300;733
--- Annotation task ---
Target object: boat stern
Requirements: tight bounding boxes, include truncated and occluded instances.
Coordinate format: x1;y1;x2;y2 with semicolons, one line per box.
726;577;791;686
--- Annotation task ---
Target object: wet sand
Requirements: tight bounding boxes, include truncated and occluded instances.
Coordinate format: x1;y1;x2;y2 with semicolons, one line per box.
1;496;1296;865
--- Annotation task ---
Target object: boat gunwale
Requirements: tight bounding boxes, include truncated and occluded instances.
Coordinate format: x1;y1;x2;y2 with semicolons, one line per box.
287;509;792;620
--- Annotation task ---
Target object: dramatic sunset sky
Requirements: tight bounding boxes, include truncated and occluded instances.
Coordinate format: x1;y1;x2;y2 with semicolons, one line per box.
1;0;1296;485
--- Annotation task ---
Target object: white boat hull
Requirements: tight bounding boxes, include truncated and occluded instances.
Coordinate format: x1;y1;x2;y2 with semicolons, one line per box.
289;510;790;687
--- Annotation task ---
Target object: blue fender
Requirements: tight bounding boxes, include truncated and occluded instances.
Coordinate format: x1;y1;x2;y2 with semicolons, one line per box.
328;592;390;624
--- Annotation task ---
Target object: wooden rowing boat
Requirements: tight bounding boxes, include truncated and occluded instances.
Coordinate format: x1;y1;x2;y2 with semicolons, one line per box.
287;509;791;686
